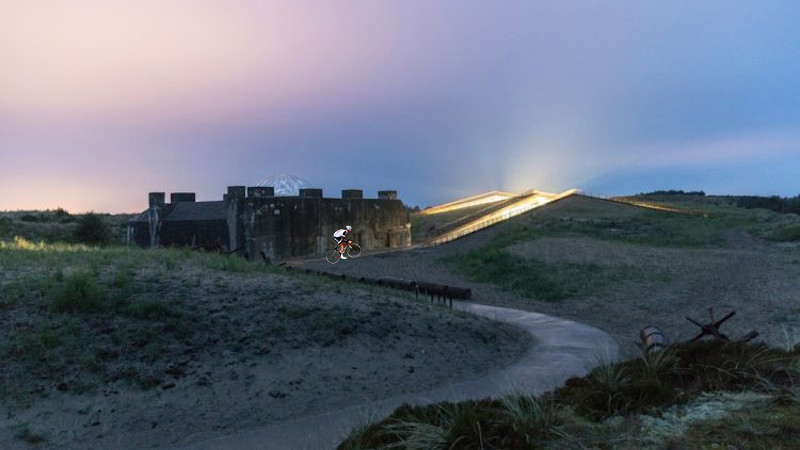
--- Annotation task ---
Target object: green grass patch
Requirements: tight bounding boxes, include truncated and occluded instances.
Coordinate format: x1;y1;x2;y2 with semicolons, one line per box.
441;231;633;301
441;247;589;301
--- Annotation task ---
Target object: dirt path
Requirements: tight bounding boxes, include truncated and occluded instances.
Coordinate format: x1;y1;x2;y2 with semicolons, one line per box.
174;302;618;450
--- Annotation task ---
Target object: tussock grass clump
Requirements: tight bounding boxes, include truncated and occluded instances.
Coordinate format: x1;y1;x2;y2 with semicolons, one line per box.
337;399;563;450
377;401;500;450
554;341;800;421
51;271;105;313
495;394;561;447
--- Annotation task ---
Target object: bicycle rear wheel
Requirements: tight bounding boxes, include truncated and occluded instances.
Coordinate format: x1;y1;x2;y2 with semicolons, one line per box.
347;243;362;258
325;249;341;264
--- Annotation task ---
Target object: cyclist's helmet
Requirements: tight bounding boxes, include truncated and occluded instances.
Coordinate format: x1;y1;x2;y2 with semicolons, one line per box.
346;225;352;231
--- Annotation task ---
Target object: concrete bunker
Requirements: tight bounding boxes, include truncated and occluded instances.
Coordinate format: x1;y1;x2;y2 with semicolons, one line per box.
128;185;411;260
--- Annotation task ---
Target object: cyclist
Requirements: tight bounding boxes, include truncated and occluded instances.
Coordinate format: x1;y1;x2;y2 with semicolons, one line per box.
333;226;352;259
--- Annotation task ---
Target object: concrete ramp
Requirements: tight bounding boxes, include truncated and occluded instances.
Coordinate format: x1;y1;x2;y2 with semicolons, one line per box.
419;190;517;215
421;189;708;246
425;189;578;246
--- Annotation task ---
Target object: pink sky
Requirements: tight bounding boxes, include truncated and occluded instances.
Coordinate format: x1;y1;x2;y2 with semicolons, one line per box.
2;1;799;212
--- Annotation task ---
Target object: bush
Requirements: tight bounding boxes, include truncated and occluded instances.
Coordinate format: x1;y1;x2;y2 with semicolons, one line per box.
768;224;800;242
54;207;75;223
51;272;105;313
74;213;111;246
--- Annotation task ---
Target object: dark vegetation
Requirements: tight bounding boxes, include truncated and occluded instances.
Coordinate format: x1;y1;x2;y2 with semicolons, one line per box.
338;341;800;449
73;212;112;246
0;209;132;245
639;189;706;196
732;194;800;215
638;189;800;216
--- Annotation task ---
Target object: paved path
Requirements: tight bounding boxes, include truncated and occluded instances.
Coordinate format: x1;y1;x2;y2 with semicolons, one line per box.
174;302;619;450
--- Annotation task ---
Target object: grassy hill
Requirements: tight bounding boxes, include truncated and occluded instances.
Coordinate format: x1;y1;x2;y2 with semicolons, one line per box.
333;194;800;449
0;238;528;448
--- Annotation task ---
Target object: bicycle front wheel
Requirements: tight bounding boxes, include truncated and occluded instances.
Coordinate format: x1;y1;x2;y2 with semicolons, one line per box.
347;243;362;258
325;249;341;264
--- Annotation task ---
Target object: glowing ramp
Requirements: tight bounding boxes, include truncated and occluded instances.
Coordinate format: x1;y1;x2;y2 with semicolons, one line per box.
420;190;517;215
425;189;578;246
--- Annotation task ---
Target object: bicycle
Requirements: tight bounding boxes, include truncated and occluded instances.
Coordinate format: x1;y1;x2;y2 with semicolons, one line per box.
326;239;362;264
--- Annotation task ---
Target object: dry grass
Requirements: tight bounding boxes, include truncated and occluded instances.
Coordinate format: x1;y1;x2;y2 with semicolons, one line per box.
337;341;800;449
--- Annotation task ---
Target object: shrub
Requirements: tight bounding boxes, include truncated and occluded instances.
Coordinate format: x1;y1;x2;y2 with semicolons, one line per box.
0;217;10;236
768;224;800;242
54;207;73;223
74;212;111;246
51;272;105;313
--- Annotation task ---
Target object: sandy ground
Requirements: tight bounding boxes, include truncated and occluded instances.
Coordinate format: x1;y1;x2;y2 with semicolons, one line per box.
297;201;800;360
0;270;531;450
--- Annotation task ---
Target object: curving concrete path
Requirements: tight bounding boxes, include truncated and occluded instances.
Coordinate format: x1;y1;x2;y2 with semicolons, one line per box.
173;301;619;450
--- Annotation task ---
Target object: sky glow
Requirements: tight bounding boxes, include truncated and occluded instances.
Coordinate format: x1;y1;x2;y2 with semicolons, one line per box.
1;1;799;212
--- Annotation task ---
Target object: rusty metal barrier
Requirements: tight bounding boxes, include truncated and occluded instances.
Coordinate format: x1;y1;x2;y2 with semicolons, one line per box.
285;267;472;308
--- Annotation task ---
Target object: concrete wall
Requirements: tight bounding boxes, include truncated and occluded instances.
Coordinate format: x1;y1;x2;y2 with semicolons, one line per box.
159;220;228;249
128;204;228;250
242;196;410;260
